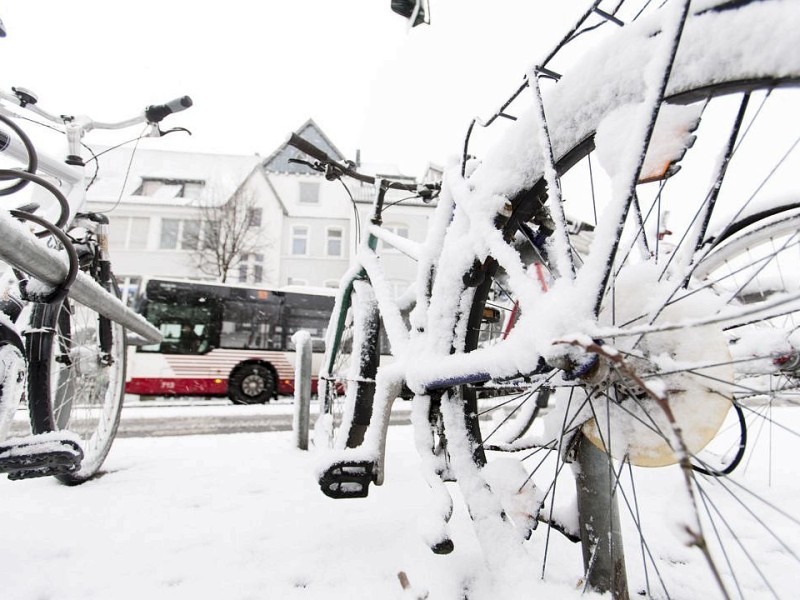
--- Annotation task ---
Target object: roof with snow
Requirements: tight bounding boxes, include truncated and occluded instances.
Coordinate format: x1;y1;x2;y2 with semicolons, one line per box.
85;146;261;206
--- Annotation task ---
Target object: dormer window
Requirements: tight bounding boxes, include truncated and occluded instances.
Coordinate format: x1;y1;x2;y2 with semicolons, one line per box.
135;178;206;200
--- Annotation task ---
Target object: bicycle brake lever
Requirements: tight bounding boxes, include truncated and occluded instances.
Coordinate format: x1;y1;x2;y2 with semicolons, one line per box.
287;158;324;173
152;125;192;138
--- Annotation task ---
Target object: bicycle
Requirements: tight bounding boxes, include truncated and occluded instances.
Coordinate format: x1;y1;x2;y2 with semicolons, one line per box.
0;84;190;484
298;0;800;598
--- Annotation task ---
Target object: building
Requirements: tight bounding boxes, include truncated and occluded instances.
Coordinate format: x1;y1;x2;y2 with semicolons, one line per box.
84;120;440;300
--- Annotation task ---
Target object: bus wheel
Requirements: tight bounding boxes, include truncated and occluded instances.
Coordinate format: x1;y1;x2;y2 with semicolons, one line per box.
228;364;274;405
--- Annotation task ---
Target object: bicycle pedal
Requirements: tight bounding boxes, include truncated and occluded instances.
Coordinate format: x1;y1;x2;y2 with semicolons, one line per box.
319;460;376;499
0;435;83;480
430;538;455;555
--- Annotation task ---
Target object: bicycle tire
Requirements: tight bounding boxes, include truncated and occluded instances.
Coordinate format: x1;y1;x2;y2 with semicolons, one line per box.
26;281;126;485
440;1;800;597
316;278;381;450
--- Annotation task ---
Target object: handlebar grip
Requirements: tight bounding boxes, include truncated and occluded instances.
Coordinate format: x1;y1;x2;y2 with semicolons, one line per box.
287;133;333;164
145;96;193;123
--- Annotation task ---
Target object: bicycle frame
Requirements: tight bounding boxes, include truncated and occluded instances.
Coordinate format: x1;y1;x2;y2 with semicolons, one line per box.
316;175;457;480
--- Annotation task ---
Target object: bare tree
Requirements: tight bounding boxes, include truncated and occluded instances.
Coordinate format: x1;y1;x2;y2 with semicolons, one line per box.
186;186;268;283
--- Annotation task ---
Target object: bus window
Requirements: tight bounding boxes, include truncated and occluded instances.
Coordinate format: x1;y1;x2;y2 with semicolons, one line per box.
284;295;333;352
140;302;214;354
220;300;281;350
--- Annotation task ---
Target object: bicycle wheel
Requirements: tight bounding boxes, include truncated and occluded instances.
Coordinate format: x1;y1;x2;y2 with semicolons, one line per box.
315;278;381;450
26;289;126;485
697;207;800;400
440;2;800;597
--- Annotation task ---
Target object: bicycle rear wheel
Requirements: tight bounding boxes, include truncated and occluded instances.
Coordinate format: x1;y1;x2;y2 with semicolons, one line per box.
446;2;800;597
26;290;126;484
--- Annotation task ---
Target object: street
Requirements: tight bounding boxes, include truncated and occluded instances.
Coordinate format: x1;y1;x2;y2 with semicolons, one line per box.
10;396;413;439
116;397;414;437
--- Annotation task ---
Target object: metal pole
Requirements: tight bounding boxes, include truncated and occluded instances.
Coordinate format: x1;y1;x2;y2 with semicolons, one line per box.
292;330;312;450
0;212;161;343
574;434;629;600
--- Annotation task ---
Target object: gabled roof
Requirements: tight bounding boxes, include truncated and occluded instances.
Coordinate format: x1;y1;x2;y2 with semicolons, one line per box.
261;118;347;175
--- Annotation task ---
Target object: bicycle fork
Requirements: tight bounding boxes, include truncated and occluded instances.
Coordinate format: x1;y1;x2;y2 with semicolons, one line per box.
73;212;115;365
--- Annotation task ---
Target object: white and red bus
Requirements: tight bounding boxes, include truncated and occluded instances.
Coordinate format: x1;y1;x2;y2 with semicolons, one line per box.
125;278;335;403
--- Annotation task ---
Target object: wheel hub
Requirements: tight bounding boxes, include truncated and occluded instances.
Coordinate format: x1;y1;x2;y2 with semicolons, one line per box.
241;373;265;397
580;265;734;467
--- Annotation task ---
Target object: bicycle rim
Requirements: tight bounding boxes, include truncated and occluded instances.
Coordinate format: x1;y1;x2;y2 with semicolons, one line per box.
27;297;126;484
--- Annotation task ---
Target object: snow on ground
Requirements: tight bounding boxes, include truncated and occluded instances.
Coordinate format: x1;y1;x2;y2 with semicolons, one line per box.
0;419;564;600
0;403;798;599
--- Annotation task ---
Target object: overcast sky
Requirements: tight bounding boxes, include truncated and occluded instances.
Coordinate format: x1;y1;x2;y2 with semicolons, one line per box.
1;1;578;176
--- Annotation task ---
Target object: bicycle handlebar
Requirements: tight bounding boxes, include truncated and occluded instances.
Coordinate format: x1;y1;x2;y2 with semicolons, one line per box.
0;87;194;167
144;96;193;124
0;88;193;132
286;132;439;195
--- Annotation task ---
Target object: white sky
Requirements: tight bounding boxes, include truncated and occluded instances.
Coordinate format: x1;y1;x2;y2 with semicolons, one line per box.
1;1;578;176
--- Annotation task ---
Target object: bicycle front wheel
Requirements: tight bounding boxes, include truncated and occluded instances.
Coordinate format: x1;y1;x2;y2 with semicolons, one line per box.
316;278;381;450
26;291;126;484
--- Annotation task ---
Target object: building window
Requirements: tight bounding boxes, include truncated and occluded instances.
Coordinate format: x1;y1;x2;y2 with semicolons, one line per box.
160;219;202;250
237;253;265;284
287;277;307;286
159;219;180;249
181;220;201;250
135;178;205;199
110;217;150;250
326;227;343;257
247;208;263;227
291;225;309;255
183;181;205;199
381;224;410;252
116;275;142;306
299;181;320;204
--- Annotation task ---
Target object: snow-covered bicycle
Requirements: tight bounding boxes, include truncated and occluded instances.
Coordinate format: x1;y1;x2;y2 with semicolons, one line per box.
305;0;800;597
0;79;189;484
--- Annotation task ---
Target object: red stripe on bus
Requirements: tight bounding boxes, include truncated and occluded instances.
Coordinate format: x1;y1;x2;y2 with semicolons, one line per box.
125;377;319;397
125;378;228;396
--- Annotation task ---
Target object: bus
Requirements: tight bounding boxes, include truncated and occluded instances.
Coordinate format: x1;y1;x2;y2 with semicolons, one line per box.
125;278;335;403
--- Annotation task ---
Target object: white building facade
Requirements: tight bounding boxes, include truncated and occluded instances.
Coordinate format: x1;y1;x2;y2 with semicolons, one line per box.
85;120;439;300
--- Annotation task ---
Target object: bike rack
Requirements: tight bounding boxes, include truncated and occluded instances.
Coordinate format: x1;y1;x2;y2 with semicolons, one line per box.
0;211;162;344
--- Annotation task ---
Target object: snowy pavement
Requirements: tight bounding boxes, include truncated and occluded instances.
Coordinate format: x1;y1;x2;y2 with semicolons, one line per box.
0;405;797;599
0;426;500;600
